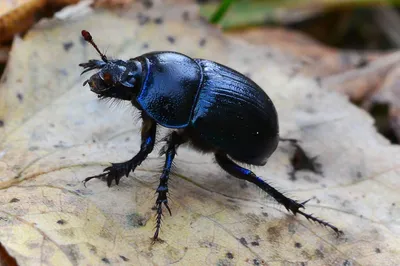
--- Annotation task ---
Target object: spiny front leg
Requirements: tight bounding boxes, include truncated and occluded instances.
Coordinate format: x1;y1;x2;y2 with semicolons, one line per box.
84;114;157;187
215;153;343;235
153;131;187;241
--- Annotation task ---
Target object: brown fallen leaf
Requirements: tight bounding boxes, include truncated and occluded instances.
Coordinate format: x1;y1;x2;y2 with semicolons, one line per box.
322;52;400;102
92;0;135;8
0;2;399;266
0;46;10;64
227;27;385;78
228;27;400;142
0;0;46;43
0;0;79;44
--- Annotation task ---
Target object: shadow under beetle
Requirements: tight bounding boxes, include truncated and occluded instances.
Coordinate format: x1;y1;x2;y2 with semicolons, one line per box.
79;30;342;240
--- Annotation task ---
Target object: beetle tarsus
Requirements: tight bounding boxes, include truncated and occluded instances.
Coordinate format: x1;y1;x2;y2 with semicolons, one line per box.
153;202;163;241
84;116;157;187
152;131;186;241
83;160;135;187
215;152;342;236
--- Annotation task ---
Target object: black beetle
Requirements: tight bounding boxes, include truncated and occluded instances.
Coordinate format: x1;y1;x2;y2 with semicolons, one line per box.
79;30;342;240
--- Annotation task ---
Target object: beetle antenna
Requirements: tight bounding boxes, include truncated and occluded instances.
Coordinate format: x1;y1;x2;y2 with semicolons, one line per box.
81;30;108;63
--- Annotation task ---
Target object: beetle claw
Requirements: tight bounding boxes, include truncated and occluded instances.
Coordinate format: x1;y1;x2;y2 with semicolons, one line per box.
83;160;138;187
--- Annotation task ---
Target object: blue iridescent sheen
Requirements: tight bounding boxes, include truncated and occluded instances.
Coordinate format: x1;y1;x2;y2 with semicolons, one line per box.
234;165;251;176
134;52;279;166
145;136;153;146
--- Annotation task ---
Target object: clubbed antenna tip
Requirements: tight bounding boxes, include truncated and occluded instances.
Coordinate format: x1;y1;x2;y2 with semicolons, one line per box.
81;30;108;63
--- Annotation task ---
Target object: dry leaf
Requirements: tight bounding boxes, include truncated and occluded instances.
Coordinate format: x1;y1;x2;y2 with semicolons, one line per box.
0;0;46;43
228;27;400;141
0;2;399;265
228;27;385;78
0;0;79;44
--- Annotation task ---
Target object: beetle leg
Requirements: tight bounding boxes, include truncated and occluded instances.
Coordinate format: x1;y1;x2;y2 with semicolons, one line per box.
79;59;106;74
83;115;157;187
153;131;186;241
215;153;342;236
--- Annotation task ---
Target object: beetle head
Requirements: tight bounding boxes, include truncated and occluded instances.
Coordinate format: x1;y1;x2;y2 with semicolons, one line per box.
79;30;141;101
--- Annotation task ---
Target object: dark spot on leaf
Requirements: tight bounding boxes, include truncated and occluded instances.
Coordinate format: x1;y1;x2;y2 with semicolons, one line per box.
251;241;259;246
239;180;247;188
127;213;148;227
57;219;66;225
60;156;66;159
0;120;4;127
253;258;260;266
343;260;353;266
16;93;23;102
102;257;110;264
262;212;268;217
301;262;306;266
58;69;68;76
314;249;324;259
182;11;189;21
9;198;20;203
267;226;281;242
89;244;97;254
154;17;163;24
375;248;381;253
295;242;302;248
239;237;248;246
142;43;149;49
226;252;234;259
315;76;322;87
80;37;87;46
49;123;55;128
137;13;150;25
167;36;175;44
141;0;153;9
119;255;129;261
63;41;74;51
355;57;368;68
199;38;206;47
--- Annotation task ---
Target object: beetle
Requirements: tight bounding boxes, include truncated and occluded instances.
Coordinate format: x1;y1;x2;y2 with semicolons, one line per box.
79;30;342;240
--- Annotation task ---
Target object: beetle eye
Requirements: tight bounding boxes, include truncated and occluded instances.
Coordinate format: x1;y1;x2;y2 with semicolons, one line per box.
102;72;113;85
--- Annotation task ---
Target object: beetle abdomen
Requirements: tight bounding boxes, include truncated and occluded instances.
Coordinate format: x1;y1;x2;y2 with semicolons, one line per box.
191;59;279;165
137;52;202;128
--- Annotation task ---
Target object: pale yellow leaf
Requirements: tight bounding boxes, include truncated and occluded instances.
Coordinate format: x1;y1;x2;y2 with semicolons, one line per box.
0;2;399;266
